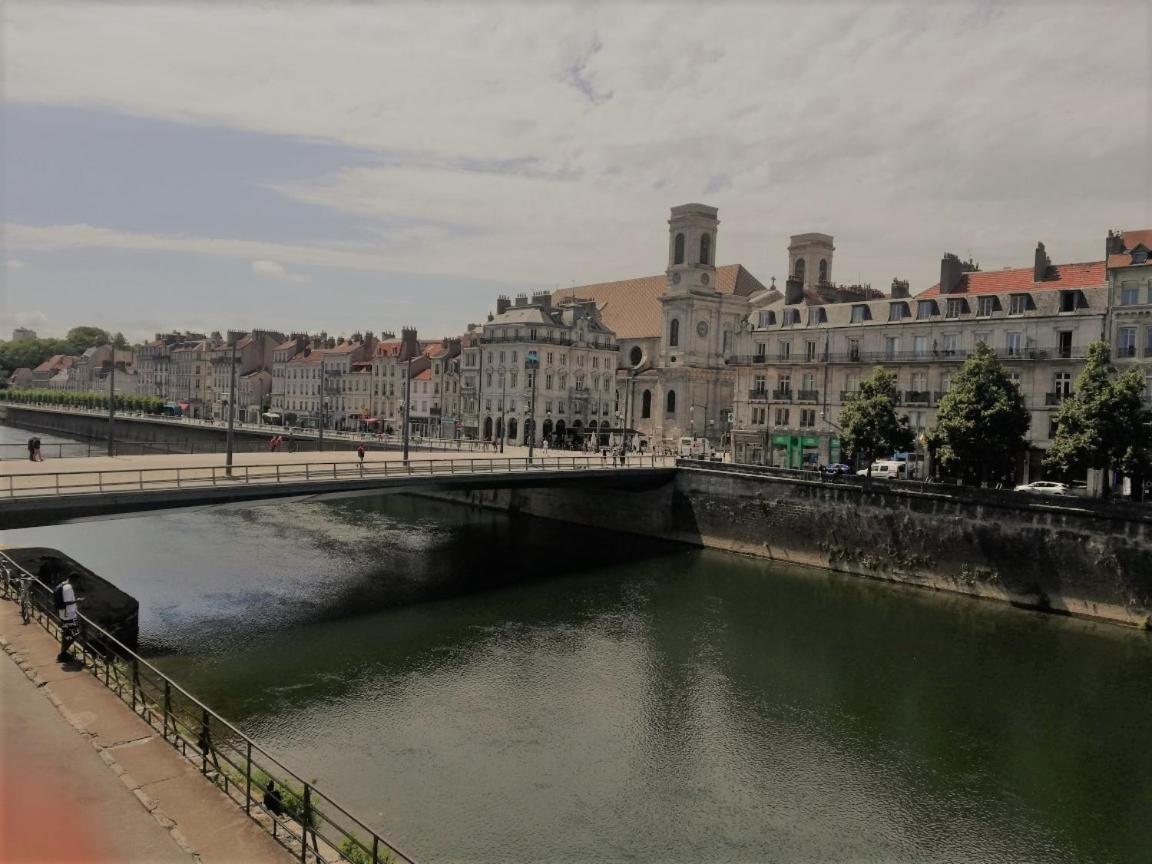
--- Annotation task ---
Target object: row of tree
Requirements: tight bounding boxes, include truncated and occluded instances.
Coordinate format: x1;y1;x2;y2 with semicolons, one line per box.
1;388;168;415
0;326;129;382
839;341;1152;496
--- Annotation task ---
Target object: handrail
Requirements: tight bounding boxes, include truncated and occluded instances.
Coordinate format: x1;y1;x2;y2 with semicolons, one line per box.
0;549;417;864
2;455;674;499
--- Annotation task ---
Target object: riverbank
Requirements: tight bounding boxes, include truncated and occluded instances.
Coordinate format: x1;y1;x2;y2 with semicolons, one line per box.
0;601;290;863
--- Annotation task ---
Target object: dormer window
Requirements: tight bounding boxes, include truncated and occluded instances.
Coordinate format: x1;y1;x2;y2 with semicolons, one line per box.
945;298;968;319
976;296;997;317
782;309;801;327
850;305;869;324
1132;246;1149;265
757;310;776;328
807;308;826;325
917;300;937;319
1059;290;1080;313
888;302;909;322
1008;293;1031;315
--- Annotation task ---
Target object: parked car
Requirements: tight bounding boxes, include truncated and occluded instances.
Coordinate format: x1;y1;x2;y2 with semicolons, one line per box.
825;463;854;475
856;460;906;479
1013;480;1070;496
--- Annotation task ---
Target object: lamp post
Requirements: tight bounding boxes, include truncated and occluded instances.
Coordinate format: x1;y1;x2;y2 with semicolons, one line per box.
526;350;539;462
498;369;507;454
106;352;116;457
402;355;412;463
317;357;326;452
225;337;238;476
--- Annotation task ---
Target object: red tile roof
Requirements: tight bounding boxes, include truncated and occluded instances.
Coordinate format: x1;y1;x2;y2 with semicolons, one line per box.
919;261;1105;298
1109;229;1152;268
550;263;769;339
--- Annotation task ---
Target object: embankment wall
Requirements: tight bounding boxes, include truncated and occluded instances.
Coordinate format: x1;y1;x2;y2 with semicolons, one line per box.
424;465;1152;628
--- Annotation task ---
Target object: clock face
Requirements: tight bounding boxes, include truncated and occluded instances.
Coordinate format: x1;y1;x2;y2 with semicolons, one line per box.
700;273;710;285
671;272;681;285
696;321;709;337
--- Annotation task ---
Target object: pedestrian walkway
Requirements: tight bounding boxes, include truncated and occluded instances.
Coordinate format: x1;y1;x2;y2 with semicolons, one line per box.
0;602;290;864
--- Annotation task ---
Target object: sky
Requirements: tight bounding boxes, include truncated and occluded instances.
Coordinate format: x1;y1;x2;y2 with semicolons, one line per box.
2;1;1149;342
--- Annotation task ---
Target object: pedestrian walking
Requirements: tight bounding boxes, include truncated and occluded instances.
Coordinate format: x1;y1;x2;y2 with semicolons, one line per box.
27;437;36;462
33;437;43;461
356;443;366;470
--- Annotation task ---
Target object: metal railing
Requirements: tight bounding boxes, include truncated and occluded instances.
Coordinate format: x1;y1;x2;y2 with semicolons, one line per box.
0;550;416;864
3;454;673;499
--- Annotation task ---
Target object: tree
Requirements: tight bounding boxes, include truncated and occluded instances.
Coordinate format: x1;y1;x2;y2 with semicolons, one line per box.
64;326;111;352
112;331;128;349
839;366;914;470
1045;341;1152;497
932;342;1030;484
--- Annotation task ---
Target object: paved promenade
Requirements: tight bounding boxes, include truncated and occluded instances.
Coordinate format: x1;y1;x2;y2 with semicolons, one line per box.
0;601;290;864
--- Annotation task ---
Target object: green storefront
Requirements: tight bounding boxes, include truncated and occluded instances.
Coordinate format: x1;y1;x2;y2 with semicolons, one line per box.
770;433;841;468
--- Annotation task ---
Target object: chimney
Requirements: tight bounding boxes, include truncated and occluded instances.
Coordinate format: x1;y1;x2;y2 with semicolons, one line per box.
514;293;528;307
495;295;510;315
940;253;965;294
784;275;804;305
532;290;552;313
399;327;420;361
1106;229;1125;256
890;278;910;299
1033;242;1051;282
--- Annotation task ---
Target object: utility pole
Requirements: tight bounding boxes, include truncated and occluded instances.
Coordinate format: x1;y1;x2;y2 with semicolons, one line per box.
318;358;325;452
106;351;116;457
402;355;412;463
225;338;238;476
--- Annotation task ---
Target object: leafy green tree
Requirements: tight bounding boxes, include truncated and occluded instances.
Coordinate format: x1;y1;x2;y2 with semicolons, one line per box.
931;342;1030;484
1045;341;1152;497
64;326;111;352
838;366;914;471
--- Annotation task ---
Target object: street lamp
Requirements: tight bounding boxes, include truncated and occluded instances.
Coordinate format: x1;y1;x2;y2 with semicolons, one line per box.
526;350;539;462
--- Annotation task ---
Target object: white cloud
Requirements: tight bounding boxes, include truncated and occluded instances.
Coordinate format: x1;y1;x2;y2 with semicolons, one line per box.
3;2;1150;293
250;259;310;284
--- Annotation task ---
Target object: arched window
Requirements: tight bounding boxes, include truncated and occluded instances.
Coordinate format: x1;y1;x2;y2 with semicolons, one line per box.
700;233;711;266
669;319;680;347
641;389;652;419
673;233;685;265
629;346;643;367
795;258;806;282
666;390;676;415
507;417;518;440
818;259;828;284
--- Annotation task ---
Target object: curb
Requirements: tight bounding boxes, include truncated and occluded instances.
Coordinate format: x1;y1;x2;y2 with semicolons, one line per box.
0;635;203;862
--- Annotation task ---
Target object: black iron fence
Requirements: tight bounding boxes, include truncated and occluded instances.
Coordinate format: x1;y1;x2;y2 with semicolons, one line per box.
0;551;416;864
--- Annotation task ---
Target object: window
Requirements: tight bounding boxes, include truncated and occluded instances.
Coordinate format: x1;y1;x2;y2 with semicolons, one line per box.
665;390;676;415
1008;294;1030;315
911;372;927;391
699;233;711;266
774;407;790;426
844;374;859;393
779;342;791;361
889;303;908;322
941;334;958;356
546;374;553;390
807;308;824;326
1120;282;1139;305
641;389;652;418
1054;372;1072;396
753;375;767;393
847;338;860;361
1060;291;1077;313
757;310;776;328
799;409;816;428
913;336;928;357
1006;332;1023;357
755;342;767;359
946;298;967;318
628;346;642;366
510;372;518;388
783;309;800;327
795;258;806;282
673;233;685;265
669;319;680;347
917;300;937;319
819;259;828;284
805;340;818;362
1119;327;1137;358
884;337;898;360
850;305;868;323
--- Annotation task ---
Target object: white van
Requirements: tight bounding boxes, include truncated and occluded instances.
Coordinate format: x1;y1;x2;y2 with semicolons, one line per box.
857;460;906;479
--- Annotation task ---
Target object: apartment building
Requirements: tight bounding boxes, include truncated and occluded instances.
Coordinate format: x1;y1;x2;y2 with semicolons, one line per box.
1106;229;1152;390
729;242;1108;477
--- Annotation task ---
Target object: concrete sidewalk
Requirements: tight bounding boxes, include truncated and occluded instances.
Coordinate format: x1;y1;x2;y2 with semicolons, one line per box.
0;602;290;864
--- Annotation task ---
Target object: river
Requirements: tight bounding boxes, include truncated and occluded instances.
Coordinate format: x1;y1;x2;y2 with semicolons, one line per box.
3;422;1151;863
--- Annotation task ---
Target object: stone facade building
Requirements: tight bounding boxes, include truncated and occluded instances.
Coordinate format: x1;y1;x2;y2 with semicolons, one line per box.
1105;229;1152;392
729;241;1109;477
135;332;205;400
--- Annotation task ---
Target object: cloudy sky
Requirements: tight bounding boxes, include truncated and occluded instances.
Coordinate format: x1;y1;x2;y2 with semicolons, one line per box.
2;1;1149;341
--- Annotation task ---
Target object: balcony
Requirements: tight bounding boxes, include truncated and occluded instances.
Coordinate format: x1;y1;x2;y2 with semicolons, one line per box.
748;389;771;401
796;389;819;402
1045;391;1068;406
772;388;793;401
904;390;931;404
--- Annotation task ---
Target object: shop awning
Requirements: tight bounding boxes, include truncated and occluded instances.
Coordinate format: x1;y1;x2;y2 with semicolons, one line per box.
178;402;190;410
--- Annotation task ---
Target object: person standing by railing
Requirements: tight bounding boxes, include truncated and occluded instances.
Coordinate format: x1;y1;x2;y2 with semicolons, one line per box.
52;574;80;662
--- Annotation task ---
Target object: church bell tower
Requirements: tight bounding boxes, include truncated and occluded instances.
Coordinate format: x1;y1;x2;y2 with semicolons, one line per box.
666;204;719;296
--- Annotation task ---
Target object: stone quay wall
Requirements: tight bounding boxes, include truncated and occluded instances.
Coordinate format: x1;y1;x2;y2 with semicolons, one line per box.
425;464;1152;629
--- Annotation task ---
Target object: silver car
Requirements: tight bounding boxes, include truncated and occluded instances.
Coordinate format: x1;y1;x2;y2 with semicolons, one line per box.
1013;480;1070;496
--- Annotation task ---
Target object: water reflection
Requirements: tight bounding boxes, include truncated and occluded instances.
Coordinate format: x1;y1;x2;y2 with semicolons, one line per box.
4;465;1152;863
